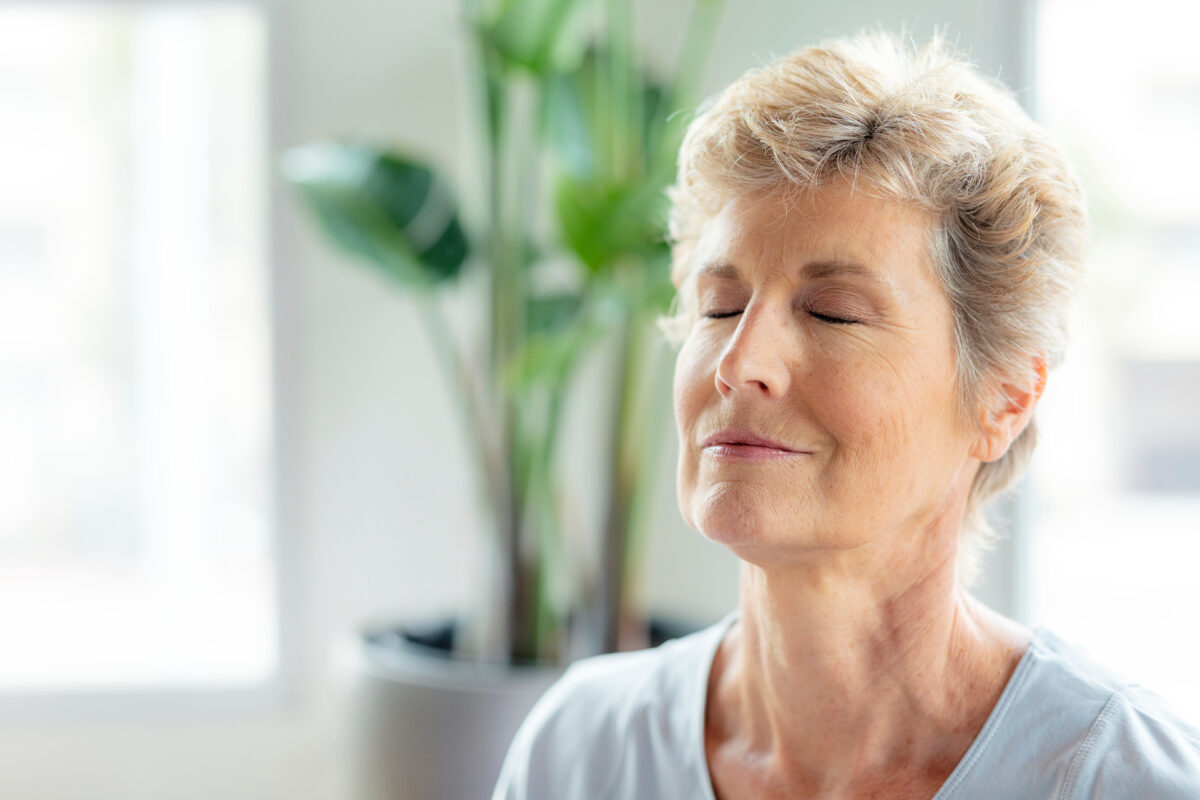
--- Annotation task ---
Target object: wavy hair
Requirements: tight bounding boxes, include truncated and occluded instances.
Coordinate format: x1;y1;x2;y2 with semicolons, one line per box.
663;32;1089;583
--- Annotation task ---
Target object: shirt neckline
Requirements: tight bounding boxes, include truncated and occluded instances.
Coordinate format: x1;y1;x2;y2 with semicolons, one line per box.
693;609;741;800
690;610;1047;800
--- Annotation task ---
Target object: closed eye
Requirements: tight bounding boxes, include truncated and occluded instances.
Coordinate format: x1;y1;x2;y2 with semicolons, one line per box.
810;311;859;325
704;309;859;324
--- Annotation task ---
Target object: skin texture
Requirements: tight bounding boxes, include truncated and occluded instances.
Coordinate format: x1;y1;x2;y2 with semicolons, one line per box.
672;179;1042;799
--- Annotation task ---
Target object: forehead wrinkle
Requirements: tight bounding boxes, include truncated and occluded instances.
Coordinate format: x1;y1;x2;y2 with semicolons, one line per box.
688;183;936;305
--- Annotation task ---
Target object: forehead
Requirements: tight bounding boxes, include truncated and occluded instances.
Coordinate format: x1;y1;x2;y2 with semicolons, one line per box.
688;181;937;290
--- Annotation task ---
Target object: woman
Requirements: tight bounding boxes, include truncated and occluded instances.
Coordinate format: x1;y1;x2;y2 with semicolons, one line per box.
493;33;1200;799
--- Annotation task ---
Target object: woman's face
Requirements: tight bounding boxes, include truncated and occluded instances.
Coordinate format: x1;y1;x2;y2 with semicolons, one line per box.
673;180;985;564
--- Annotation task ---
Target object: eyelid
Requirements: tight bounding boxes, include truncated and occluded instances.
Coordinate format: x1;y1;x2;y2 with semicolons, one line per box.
808;310;859;325
702;309;743;319
697;287;874;324
697;282;749;321
804;287;873;324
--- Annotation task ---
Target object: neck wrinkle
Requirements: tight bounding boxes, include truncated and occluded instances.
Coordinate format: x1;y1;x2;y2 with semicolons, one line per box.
710;512;1029;794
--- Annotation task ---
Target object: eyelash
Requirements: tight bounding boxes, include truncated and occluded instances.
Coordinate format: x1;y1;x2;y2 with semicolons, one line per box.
810;311;859;325
702;309;859;325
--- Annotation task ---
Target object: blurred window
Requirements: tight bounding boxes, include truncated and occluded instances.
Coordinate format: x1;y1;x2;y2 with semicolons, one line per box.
1030;0;1200;719
0;4;274;691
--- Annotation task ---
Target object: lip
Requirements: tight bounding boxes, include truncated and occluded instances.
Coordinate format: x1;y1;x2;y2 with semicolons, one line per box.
701;428;809;459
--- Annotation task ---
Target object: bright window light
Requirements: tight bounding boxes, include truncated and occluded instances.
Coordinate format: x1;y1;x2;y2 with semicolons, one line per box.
0;4;274;691
1030;0;1200;719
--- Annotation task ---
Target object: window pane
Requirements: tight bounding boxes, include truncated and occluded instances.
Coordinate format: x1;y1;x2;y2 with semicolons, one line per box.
1030;0;1200;719
0;4;273;690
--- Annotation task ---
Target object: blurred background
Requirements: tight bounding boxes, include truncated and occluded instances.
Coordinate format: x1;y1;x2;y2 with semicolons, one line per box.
0;0;1197;798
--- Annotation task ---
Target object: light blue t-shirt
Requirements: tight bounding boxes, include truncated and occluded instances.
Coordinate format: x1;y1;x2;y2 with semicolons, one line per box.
493;610;1200;799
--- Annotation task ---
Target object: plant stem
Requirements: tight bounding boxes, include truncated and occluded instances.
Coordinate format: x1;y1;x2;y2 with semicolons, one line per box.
476;38;532;665
489;67;555;664
620;319;671;623
595;302;645;654
413;293;504;521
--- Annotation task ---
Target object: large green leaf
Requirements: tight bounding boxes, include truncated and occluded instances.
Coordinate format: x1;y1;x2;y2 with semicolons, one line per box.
544;45;683;177
281;142;468;288
543;44;683;275
476;0;587;76
554;175;669;273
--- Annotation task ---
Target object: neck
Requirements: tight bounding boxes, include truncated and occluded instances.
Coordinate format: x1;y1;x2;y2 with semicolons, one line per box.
708;517;1030;795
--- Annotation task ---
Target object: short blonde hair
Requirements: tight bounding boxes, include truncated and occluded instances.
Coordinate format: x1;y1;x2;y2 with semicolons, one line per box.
664;32;1088;583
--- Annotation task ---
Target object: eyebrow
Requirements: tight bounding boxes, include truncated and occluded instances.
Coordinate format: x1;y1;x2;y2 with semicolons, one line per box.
695;261;742;281
803;259;889;288
696;258;890;288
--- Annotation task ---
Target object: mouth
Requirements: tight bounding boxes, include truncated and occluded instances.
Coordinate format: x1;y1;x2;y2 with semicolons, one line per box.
701;428;809;460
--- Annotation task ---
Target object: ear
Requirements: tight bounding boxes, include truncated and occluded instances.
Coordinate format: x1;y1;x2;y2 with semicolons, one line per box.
969;355;1048;463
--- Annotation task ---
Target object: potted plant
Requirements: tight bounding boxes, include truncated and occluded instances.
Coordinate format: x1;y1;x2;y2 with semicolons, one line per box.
283;0;723;796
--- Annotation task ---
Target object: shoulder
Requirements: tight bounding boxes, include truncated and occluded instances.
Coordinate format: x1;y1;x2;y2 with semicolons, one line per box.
491;613;734;800
957;628;1200;799
517;644;682;775
1063;681;1200;799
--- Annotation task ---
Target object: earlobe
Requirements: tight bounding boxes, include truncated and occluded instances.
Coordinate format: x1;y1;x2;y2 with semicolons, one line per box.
970;356;1048;463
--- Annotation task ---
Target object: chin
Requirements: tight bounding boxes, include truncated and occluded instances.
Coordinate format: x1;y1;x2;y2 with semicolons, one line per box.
682;483;881;563
685;482;790;547
694;512;824;571
695;509;766;548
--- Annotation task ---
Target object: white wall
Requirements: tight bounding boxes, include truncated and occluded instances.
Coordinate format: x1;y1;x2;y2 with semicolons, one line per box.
0;1;1029;798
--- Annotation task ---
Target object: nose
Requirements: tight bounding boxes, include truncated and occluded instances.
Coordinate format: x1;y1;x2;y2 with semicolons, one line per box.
714;303;793;399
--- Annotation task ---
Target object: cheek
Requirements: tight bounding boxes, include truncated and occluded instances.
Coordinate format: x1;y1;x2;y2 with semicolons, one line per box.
815;354;948;460
672;336;718;528
821;353;967;500
806;355;906;436
672;334;718;430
